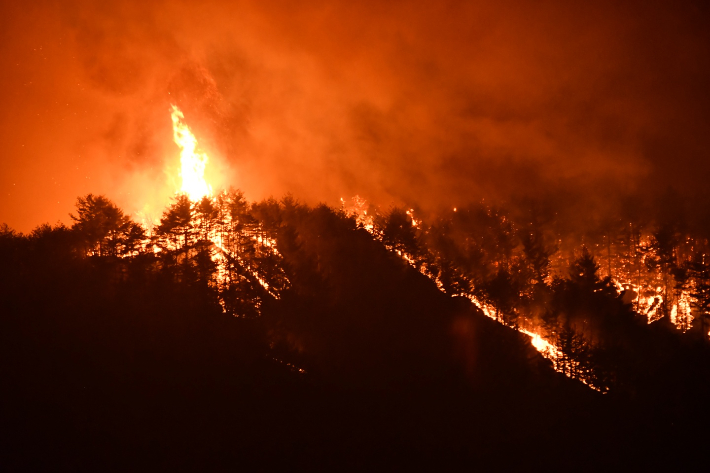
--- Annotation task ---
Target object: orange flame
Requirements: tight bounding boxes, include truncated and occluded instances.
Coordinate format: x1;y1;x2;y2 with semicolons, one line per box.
170;105;212;201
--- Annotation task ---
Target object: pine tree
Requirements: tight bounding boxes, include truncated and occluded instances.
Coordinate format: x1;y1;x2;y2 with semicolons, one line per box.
70;194;133;257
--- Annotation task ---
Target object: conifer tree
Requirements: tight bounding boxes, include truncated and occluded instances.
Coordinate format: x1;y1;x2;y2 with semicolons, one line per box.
70;194;133;257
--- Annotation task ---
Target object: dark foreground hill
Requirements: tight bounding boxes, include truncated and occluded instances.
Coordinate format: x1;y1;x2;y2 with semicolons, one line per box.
1;201;708;471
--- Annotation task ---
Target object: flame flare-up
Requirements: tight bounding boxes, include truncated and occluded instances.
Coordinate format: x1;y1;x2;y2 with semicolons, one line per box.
171;105;212;201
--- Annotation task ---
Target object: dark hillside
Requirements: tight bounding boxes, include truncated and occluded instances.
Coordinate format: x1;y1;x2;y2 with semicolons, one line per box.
1;202;708;470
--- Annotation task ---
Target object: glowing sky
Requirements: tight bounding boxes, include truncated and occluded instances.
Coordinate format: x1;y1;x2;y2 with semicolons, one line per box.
1;0;709;232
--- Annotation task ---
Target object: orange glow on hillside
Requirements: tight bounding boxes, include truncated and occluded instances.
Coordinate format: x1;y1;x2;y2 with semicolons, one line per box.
170;105;212;201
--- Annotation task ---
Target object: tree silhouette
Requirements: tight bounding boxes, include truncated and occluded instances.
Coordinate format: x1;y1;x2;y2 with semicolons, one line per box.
521;230;553;286
194;195;219;241
568;246;601;289
70;194;133;257
377;207;420;259
156;194;194;264
646;224;680;319
484;268;520;326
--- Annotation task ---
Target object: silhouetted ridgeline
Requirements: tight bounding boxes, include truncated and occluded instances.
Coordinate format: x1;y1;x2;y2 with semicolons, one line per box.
1;192;709;470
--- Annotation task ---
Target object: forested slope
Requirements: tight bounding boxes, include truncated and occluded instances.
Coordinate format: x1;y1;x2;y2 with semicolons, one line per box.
1;194;708;470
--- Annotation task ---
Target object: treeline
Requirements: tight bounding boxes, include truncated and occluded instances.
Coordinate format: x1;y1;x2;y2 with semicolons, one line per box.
0;191;290;318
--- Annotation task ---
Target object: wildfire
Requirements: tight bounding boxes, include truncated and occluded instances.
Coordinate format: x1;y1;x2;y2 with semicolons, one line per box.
170;105;212;201
342;195;375;231
165;107;285;304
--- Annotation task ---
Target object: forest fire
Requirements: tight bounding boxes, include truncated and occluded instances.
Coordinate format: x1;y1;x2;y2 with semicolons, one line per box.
4;118;710;465
5;1;710;468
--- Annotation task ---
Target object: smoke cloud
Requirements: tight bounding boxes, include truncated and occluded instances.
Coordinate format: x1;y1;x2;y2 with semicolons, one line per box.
1;0;709;232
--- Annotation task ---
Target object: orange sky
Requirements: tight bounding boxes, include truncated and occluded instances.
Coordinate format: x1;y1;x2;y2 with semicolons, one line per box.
1;0;709;232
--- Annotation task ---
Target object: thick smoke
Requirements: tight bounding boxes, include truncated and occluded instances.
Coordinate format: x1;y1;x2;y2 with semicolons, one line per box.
1;0;709;232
